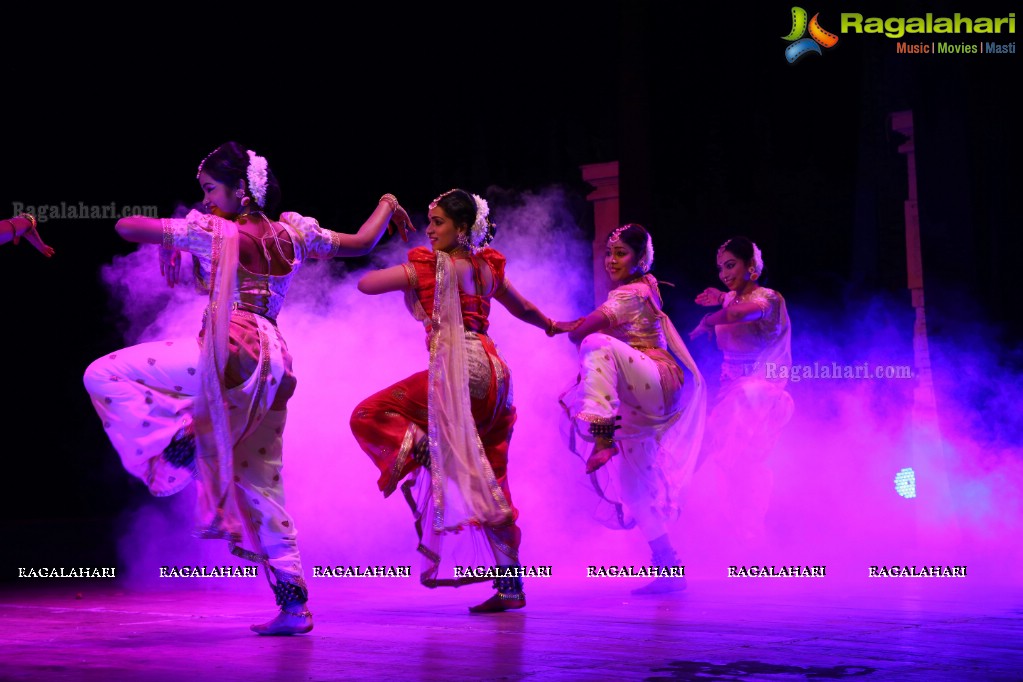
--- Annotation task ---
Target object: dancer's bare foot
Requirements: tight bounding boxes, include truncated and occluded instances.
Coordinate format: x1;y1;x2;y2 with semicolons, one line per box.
586;438;618;473
250;607;314;635
23;226;55;257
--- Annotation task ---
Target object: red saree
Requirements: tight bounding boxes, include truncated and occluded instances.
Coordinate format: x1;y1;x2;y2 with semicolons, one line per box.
350;247;521;587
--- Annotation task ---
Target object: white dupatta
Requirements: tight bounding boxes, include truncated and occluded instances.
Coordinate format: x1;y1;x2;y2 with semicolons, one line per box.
656;298;708;500
406;250;512;534
192;216;241;540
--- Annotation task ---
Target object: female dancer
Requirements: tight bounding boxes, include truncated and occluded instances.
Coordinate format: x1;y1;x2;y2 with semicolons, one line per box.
83;141;411;634
556;223;706;594
690;236;793;544
350;188;563;613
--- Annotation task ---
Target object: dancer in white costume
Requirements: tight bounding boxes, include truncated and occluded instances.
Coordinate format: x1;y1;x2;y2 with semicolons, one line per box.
690;236;793;544
83;141;411;635
556;224;706;594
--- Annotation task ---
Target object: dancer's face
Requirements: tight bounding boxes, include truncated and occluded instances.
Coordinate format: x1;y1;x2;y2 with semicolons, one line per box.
426;205;467;252
717;249;751;291
198;171;243;217
605;238;640;283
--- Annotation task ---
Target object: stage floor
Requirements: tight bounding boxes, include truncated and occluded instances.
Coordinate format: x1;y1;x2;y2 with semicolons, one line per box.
2;578;1020;681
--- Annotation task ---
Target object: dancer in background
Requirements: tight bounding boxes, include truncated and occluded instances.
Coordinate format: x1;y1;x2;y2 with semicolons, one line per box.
555;223;706;594
1;212;55;256
351;188;566;613
690;236;793;545
84;141;411;634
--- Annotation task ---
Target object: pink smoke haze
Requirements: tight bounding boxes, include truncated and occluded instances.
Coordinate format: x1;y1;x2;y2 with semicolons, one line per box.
98;188;1022;594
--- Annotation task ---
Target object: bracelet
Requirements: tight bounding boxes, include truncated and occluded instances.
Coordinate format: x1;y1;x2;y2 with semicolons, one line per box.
588;420;620;439
545;318;557;337
379;194;399;213
19;212;37;230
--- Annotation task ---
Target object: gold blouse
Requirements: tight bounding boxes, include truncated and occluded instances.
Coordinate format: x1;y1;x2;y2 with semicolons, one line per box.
716;287;788;380
598;280;669;351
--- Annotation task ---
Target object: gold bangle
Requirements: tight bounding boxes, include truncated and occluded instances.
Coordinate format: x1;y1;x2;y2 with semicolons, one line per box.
19;212;37;230
379;194;399;213
161;218;175;250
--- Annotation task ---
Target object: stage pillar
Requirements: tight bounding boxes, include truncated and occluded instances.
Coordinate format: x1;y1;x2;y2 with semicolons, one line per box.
580;160;620;307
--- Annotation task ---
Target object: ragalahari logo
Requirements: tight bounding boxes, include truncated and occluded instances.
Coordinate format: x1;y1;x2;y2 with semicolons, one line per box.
783;7;839;63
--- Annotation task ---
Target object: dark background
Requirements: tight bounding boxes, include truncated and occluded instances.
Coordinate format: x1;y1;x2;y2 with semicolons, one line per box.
3;1;1019;579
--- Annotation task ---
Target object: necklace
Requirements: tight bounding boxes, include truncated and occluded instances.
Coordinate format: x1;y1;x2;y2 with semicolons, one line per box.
236;209;265;225
238;211;290;264
731;286;759;305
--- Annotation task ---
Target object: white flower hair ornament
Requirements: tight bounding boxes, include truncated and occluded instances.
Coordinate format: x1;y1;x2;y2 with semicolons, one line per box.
750;242;764;279
468;193;497;252
246;150;269;208
639;232;654;273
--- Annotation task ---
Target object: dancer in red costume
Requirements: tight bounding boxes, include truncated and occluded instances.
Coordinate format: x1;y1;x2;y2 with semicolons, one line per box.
350;188;569;613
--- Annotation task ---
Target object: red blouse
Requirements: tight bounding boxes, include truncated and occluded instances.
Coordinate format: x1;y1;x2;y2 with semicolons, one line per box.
403;247;508;336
